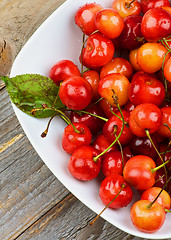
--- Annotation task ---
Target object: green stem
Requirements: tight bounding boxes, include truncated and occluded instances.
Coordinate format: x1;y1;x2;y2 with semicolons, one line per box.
93;103;125;162
151;159;170;173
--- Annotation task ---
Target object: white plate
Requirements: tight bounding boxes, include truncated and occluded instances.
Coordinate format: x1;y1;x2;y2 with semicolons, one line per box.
10;0;171;239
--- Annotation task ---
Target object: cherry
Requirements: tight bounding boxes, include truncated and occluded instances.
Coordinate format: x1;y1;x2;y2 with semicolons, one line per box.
129;48;141;72
98;73;130;107
94;8;124;39
101;150;126;176
70;104;105;135
141;8;171;42
157;107;171;138
99;98;120;119
164;56;171;83
81;32;115;68
123;155;156;190
59;76;93;110
130;199;166;233
141;186;171;210
68;145;101;181
128;103;162;137
82;70;100;101
141;0;170;14
137;42;170;74
112;0;142;19
62;122;92;154
103;110;134;146
91;133;119;154
99;174;133;208
74;3;103;35
119;15;145;50
128;71;165;107
123;100;135;112
100;57;133;80
130;135;159;160
49;59;81;86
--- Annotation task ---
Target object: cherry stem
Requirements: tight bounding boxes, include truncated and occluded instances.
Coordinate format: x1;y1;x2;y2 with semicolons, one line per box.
165;209;171;213
146;176;171;209
89;183;125;226
125;0;135;8
145;129;168;182
151;159;170;173
114;131;125;170
77;110;108;122
41;114;57;138
93;102;125;162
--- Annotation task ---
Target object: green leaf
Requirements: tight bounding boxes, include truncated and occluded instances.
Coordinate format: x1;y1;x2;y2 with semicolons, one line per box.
1;74;65;118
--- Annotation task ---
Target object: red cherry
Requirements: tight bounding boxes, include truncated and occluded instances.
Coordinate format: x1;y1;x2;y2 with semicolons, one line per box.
128;103;162;137
119;15;145;50
62;123;92;154
129;72;165;107
49;59;81;86
141;0;170;14
81;32;115;68
101;150;126;176
91;133;119;154
123;155;156;190
141;187;171;210
99;174;133;208
74;3;103;35
70;104;105;135
59;76;93;110
141;8;171;42
103;110;134;146
68;145;101;181
157;107;171;138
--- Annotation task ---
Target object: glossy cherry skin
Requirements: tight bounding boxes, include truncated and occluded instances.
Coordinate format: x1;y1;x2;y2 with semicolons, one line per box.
141;0;170;14
124;100;135;112
129;103;162;137
68;145;101;181
101;150;127;176
82;70;100;101
123;155;156;190
119;15;145;50
70;104;105;135
94;8;124;39
112;0;141;19
59;76;93;110
98;73;130;107
157;107;171;138
129;48;141;72
141;187;171;210
164;57;171;83
62;123;92;154
74;3;103;35
99;98;120;119
100;57;133;80
49;59;81;86
130;135;159;160
91;133;119;154
103;110;134;146
81;32;115;68
137;42;169;74
99;174;133;208
128;71;165;107
141;8;171;42
130;200;166;233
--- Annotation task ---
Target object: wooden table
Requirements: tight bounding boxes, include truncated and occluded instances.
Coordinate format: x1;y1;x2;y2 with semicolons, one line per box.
0;1;157;239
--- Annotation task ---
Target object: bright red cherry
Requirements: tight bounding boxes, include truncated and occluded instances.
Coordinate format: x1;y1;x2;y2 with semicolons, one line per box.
68;145;101;181
141;8;171;42
99;174;133;208
81;32;115;68
74;3;103;35
49;59;81;85
141;0;170;14
59;76;93;110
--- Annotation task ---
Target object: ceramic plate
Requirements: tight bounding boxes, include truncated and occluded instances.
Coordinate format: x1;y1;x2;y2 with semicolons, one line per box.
10;0;171;239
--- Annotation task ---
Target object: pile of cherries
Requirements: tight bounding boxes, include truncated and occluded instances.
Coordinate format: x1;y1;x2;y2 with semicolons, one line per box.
48;0;171;234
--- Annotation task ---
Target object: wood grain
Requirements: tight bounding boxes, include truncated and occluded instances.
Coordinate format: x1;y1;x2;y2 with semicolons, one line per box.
0;1;159;240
